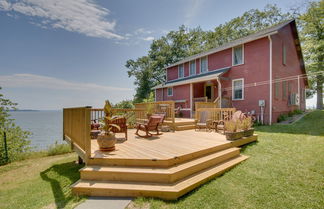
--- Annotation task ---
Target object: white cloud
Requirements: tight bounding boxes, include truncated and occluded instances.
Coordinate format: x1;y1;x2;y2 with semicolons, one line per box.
142;36;154;41
0;0;123;39
0;73;132;91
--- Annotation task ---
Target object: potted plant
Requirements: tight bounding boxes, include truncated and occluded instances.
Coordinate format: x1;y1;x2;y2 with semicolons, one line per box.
97;100;120;151
145;102;154;118
224;120;244;141
241;117;254;137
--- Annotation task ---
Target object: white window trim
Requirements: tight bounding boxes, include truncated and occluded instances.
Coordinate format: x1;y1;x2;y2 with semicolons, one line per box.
232;78;244;100
167;87;173;97
232;44;244;66
200;56;208;74
190;60;196;76
178;64;184;78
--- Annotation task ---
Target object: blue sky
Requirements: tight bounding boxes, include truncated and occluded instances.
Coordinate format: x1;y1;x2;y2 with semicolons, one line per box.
0;0;315;110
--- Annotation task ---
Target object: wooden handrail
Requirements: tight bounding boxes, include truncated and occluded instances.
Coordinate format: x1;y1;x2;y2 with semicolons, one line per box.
195;108;236;121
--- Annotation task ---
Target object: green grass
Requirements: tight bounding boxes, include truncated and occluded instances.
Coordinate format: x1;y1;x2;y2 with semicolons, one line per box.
0;153;85;209
130;110;324;209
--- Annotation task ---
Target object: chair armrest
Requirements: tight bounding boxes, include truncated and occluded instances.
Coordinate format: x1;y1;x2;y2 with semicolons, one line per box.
218;120;225;125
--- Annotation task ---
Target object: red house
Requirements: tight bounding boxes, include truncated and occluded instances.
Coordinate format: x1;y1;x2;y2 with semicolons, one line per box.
153;20;308;124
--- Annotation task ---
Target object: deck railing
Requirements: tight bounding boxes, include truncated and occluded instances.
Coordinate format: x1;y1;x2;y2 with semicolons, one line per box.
195;108;236;122
63;107;91;159
134;101;175;126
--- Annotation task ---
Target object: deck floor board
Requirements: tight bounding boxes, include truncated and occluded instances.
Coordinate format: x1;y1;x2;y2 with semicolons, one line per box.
91;129;230;161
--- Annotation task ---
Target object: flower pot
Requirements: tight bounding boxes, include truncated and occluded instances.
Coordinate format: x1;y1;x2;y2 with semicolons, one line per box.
243;128;254;137
225;130;244;141
97;133;116;151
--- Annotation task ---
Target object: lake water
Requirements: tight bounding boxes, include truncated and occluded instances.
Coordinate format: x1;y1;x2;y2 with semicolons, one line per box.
9;111;63;151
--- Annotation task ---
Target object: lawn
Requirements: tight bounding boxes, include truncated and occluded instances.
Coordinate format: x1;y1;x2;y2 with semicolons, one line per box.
0;111;323;209
130;110;324;209
0;153;85;209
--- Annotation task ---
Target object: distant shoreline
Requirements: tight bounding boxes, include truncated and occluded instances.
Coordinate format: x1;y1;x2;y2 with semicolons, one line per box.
9;109;61;112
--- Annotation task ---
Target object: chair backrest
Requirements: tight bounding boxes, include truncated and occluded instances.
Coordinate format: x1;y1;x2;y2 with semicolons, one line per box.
199;111;209;123
146;116;162;130
109;117;127;132
152;113;166;124
232;111;243;122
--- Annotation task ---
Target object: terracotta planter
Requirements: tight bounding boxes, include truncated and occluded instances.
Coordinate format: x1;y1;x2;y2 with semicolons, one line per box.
225;130;244;141
243;128;254;137
97;133;116;151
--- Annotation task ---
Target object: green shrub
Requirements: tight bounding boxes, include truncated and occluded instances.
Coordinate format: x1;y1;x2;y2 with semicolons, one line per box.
277;114;288;122
293;109;303;115
288;111;294;117
47;141;72;156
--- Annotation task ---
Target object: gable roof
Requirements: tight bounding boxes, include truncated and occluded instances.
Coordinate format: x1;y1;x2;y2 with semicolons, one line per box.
166;19;295;69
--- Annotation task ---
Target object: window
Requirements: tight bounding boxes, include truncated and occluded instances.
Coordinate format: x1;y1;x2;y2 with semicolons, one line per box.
178;64;184;78
233;45;244;65
190;60;196;76
282;81;287;99
275;81;280;99
283;44;287;65
200;57;208;73
232;79;244;100
167;87;173;96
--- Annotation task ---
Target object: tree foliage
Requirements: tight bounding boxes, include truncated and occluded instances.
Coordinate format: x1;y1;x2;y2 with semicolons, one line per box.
125;4;291;102
113;99;135;109
298;0;324;109
0;87;31;165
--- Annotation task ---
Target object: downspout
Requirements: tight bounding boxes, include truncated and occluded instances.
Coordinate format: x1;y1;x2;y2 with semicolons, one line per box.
190;83;193;118
217;77;222;108
268;35;273;125
297;75;300;109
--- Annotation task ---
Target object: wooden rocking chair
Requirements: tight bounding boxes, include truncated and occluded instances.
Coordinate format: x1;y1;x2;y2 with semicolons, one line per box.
109;117;128;140
135;115;163;138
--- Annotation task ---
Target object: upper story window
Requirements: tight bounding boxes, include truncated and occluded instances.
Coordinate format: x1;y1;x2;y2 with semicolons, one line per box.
167;87;173;96
282;44;287;65
232;78;244;100
190;60;196;76
233;45;244;66
178;64;184;78
200;57;208;73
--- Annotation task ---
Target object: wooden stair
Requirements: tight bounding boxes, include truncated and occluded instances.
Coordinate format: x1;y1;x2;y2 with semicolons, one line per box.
164;120;196;131
72;146;249;200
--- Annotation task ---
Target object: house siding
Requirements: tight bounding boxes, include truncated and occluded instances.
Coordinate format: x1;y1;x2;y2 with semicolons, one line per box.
208;48;232;70
221;37;271;124
271;24;307;122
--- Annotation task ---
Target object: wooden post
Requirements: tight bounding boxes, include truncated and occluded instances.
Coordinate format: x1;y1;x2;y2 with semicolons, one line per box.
84;107;91;159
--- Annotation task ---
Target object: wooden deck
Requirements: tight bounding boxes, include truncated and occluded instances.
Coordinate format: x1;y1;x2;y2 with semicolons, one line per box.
72;129;257;199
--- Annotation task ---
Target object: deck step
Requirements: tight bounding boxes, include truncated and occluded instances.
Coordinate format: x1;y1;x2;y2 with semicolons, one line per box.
81;147;240;183
175;124;196;131
164;121;195;126
72;155;249;200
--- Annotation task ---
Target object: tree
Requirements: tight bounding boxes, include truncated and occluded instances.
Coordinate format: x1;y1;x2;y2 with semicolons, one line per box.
299;0;324;109
0;87;31;165
126;5;291;102
113;100;135;109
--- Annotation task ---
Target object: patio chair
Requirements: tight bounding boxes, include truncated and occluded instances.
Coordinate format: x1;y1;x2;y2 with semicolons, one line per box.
135;115;163;138
109;117;128;140
195;111;213;131
217;111;245;134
